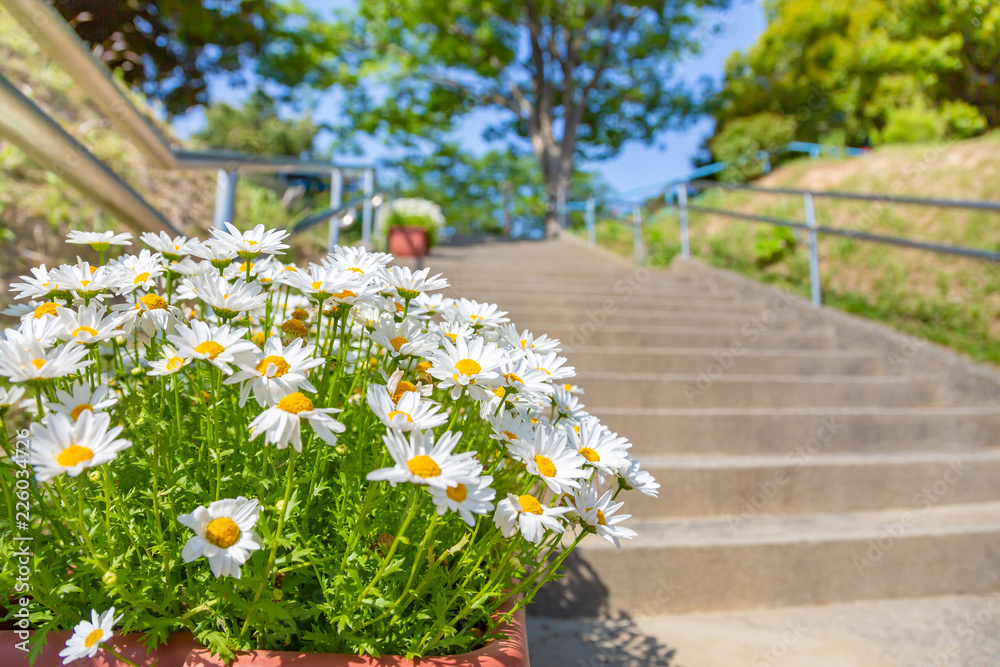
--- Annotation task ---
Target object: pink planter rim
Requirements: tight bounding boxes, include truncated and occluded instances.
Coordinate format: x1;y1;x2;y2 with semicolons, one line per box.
0;599;528;666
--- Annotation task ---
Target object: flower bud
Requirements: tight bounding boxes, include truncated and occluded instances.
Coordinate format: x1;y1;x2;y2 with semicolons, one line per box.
131;366;144;376
335;444;349;456
88;470;101;482
102;571;118;586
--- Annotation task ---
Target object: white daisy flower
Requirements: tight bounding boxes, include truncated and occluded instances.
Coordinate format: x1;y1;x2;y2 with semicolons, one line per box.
47;383;117;421
283;264;365;304
9;315;68;348
429;472;496;527
366;429;479;490
381;265;448;301
225;338;323;407
55;304;126;345
166;321;257;375
111;293;180;338
58;606;122;665
552;385;588;420
324;245;392;278
510;425;588;494
209;222;290;259
110;250;164;294
497;324;562;356
0;339;91;384
410;292;451;319
433;320;475;346
426;335;506;401
187;238;238;269
147;345;190;376
10;265;62;301
528;350;576;381
444;298;509;329
493;492;571;544
617;457;660;498
178;496;262;579
29;411;131;483
0;385;26;414
499;357;555;401
565;416;631;482
20;301;62;323
140;231;197;260
368;316;437;358
487;409;534;447
561;383;585;395
180;274;266;320
247;392;345;451
49;261;116;301
66;230;132;250
570;482;637;550
366;384;447;432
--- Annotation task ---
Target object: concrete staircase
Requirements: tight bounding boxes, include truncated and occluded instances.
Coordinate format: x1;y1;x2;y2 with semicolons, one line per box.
411;236;1000;663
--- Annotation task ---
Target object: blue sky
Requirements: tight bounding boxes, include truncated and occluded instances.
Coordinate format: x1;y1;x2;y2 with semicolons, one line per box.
173;1;767;198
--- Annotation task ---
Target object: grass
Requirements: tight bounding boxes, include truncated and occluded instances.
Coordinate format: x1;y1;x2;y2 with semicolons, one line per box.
581;134;1000;365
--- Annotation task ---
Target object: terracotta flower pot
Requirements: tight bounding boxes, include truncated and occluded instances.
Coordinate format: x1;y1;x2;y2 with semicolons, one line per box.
388;226;429;258
0;600;528;666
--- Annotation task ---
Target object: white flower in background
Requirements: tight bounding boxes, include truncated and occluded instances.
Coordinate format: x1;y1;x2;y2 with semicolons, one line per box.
164;257;207;277
411;292;451;319
617;457;660;498
497;324;562;356
20;301;62;323
366;384;447;432
0;338;91;383
180;274;266;319
66;230;132;250
433;320;475;346
10;265;62;301
248;392;345;451
366;429;478;490
29;411;131;483
140;231;197;260
426;335;505;400
377;198;446;229
552;385;588;420
178;496;262;579
487;409;534;447
368;316;437;358
56;304;125;346
566;416;631;482
147;345;190;376
445;298;509;329
187;238;238;268
324;245;393;280
0;385;26;414
561;382;585;395
49;261;116;300
47;384;117;421
225;338;323;407
283;263;364;303
498;357;555;401
381;265;448;301
58;606;123;665
110;250;164;294
494;493;571;544
210;222;290;259
570;482;637;550
167;321;256;375
8;316;67;348
528;350;576;381
429;471;496;527
510;425;588;494
111;293;179;337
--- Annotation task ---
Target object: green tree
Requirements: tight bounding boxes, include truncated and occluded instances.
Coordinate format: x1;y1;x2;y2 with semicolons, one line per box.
194;90;319;157
708;0;998;153
335;0;731;237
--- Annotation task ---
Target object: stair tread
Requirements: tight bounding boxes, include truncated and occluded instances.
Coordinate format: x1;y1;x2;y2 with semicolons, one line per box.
639;449;1000;468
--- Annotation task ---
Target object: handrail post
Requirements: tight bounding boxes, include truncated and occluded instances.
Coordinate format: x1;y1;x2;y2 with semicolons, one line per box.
327;168;344;252
558;188;567;230
804;193;822;307
632;204;644;264
677;184;690;258
361;167;374;247
213;169;239;230
586;197;596;246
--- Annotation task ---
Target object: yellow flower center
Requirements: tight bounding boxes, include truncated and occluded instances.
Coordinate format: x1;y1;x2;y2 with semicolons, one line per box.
331;289;356;300
390;336;409;352
502;430;517;440
416;362;432;373
247;239;258;246
455;359;481;376
444;333;457;342
347;267;364;274
70;404;94;421
31;358;46;370
388;410;413;423
281;318;308;338
596;509;607;526
238;260;254;273
579;447;600;463
205;516;242;548
564;384;573;391
84;628;104;648
133;271;151;285
533;455;556;477
71;326;98;339
537;366;551;375
166;356;184;371
256;355;290;377
520;339;528;349
518;494;543;515
57;444;94;467
447;483;468;502
139;294;167;310
494;387;506;398
33;302;58;318
310;281;324;290
277;392;313;414
291;308;310;321
391;380;417;403
504;372;523;385
195;341;225;360
407;455;441;478
395;302;405;313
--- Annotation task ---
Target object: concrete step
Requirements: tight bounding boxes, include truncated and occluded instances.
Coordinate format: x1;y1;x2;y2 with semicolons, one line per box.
633;450;1000;518
527;593;1000;666
593;407;1000;454
443;279;736;299
558;501;1000;614
577;373;940;408
570;347;885;375
442;291;753;312
499;307;807;329
545;324;836;351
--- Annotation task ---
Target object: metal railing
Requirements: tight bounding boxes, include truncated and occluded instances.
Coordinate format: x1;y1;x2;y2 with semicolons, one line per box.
0;0;380;248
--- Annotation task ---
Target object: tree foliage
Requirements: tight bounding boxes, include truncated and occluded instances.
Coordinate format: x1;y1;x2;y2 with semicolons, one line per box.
707;0;999;154
193;90;319;157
